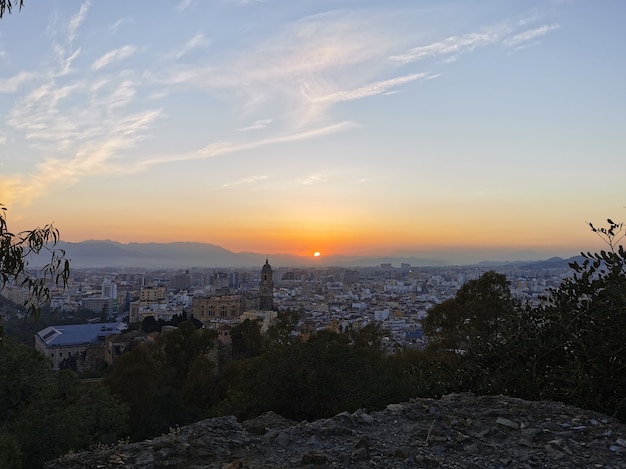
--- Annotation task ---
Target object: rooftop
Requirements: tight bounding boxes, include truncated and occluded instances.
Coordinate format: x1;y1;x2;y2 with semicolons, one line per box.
36;322;126;347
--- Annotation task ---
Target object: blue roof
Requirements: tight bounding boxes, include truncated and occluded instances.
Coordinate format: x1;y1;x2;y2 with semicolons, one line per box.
36;322;125;347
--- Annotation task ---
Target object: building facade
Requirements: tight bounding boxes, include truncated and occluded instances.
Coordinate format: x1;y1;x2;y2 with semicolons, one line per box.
192;295;248;321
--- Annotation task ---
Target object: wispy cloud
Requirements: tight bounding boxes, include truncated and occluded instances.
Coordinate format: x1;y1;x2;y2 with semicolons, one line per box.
2;4;161;205
503;24;560;47
6;108;162;204
91;45;136;70
238;119;273;132
159;11;405;129
1;4;563;209
228;0;265;4
110;17;132;34
176;0;195;12
222;175;268;187
389;25;511;64
296;173;329;185
0;71;36;93
306;73;428;104
125;121;356;172
68;1;90;43
390;21;559;64
176;33;210;59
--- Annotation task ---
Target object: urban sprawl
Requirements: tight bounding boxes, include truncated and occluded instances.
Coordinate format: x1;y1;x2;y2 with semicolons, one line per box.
1;259;574;371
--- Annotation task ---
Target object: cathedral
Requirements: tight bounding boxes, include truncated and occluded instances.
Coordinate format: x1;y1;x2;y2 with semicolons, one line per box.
259;258;274;311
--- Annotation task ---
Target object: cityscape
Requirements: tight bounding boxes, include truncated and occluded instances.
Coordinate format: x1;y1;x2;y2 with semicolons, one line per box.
1;1;625;466
1;254;576;372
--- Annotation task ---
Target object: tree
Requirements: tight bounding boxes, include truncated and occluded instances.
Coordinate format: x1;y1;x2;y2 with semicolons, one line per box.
181;354;217;410
422;271;519;356
264;309;300;350
0;0;23;18
153;321;217;388
105;322;219;439
231;318;263;360
530;219;626;420
0;205;70;323
0;338;128;468
218;327;399;421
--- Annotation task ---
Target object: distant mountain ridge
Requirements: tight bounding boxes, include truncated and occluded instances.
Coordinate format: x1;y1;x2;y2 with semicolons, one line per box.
49;240;582;270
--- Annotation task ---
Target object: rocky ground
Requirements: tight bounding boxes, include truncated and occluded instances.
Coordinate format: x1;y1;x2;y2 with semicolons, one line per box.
46;393;626;468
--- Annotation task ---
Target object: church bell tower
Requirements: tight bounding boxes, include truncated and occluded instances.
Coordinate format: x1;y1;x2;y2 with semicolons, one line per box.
259;258;274;311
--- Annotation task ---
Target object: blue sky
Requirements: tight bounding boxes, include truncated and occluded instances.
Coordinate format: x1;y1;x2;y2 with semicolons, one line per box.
1;0;625;263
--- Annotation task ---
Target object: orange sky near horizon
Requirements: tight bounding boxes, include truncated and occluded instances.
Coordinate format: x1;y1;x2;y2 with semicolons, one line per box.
10;202;610;261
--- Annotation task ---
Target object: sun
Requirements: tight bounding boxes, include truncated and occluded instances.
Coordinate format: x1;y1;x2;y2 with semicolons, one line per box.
313;251;321;257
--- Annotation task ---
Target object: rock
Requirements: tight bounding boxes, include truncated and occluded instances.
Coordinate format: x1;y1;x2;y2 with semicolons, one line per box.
394;446;418;459
275;431;291;447
351;446;369;460
301;450;328;465
45;393;626;469
496;417;520;430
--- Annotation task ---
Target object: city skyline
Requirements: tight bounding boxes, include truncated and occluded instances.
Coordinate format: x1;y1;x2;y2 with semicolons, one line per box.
1;1;625;261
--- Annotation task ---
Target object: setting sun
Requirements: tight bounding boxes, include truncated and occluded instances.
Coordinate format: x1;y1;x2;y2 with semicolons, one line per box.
313;252;321;257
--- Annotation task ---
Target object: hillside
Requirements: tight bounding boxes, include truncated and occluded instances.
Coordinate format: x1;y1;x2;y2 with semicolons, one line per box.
46;393;626;468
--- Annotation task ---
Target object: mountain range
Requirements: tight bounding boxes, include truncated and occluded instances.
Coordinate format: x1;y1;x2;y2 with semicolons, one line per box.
37;240;582;270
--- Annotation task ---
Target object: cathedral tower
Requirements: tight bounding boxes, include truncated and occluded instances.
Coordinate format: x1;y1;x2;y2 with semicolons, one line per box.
259;258;274;311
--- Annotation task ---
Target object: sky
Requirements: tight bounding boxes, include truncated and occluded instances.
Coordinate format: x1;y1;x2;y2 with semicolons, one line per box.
1;0;625;264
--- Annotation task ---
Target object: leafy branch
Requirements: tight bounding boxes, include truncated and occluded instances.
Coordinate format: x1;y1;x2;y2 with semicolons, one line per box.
0;204;70;321
0;0;23;18
588;218;625;253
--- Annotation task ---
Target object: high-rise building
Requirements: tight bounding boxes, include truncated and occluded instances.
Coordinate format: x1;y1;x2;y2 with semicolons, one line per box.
173;271;191;291
101;278;117;299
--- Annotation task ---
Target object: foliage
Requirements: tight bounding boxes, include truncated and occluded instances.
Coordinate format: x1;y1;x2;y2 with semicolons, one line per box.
153;321;217;388
0;0;22;18
417;220;626;421
263;309;301;350
231;318;263;360
422;271;520;356
0;338;128;468
104;321;218;439
141;311;203;334
181;354;216;409
0;337;50;422
218;326;400;421
528;219;626;419
0;205;70;322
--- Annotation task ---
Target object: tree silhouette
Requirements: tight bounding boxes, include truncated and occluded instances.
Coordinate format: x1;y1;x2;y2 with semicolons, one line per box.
0;0;22;19
0;205;70;323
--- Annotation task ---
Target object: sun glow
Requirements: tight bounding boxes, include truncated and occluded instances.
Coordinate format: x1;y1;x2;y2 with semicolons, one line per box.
313;251;321;257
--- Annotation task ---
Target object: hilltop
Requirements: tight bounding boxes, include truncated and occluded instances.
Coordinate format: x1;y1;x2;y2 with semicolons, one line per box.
46;393;626;468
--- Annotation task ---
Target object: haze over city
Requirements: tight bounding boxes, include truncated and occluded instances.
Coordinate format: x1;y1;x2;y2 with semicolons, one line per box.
1;0;624;264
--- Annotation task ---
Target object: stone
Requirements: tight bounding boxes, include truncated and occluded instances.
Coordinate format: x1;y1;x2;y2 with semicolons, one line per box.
44;394;626;469
496;417;520;430
301;451;328;465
